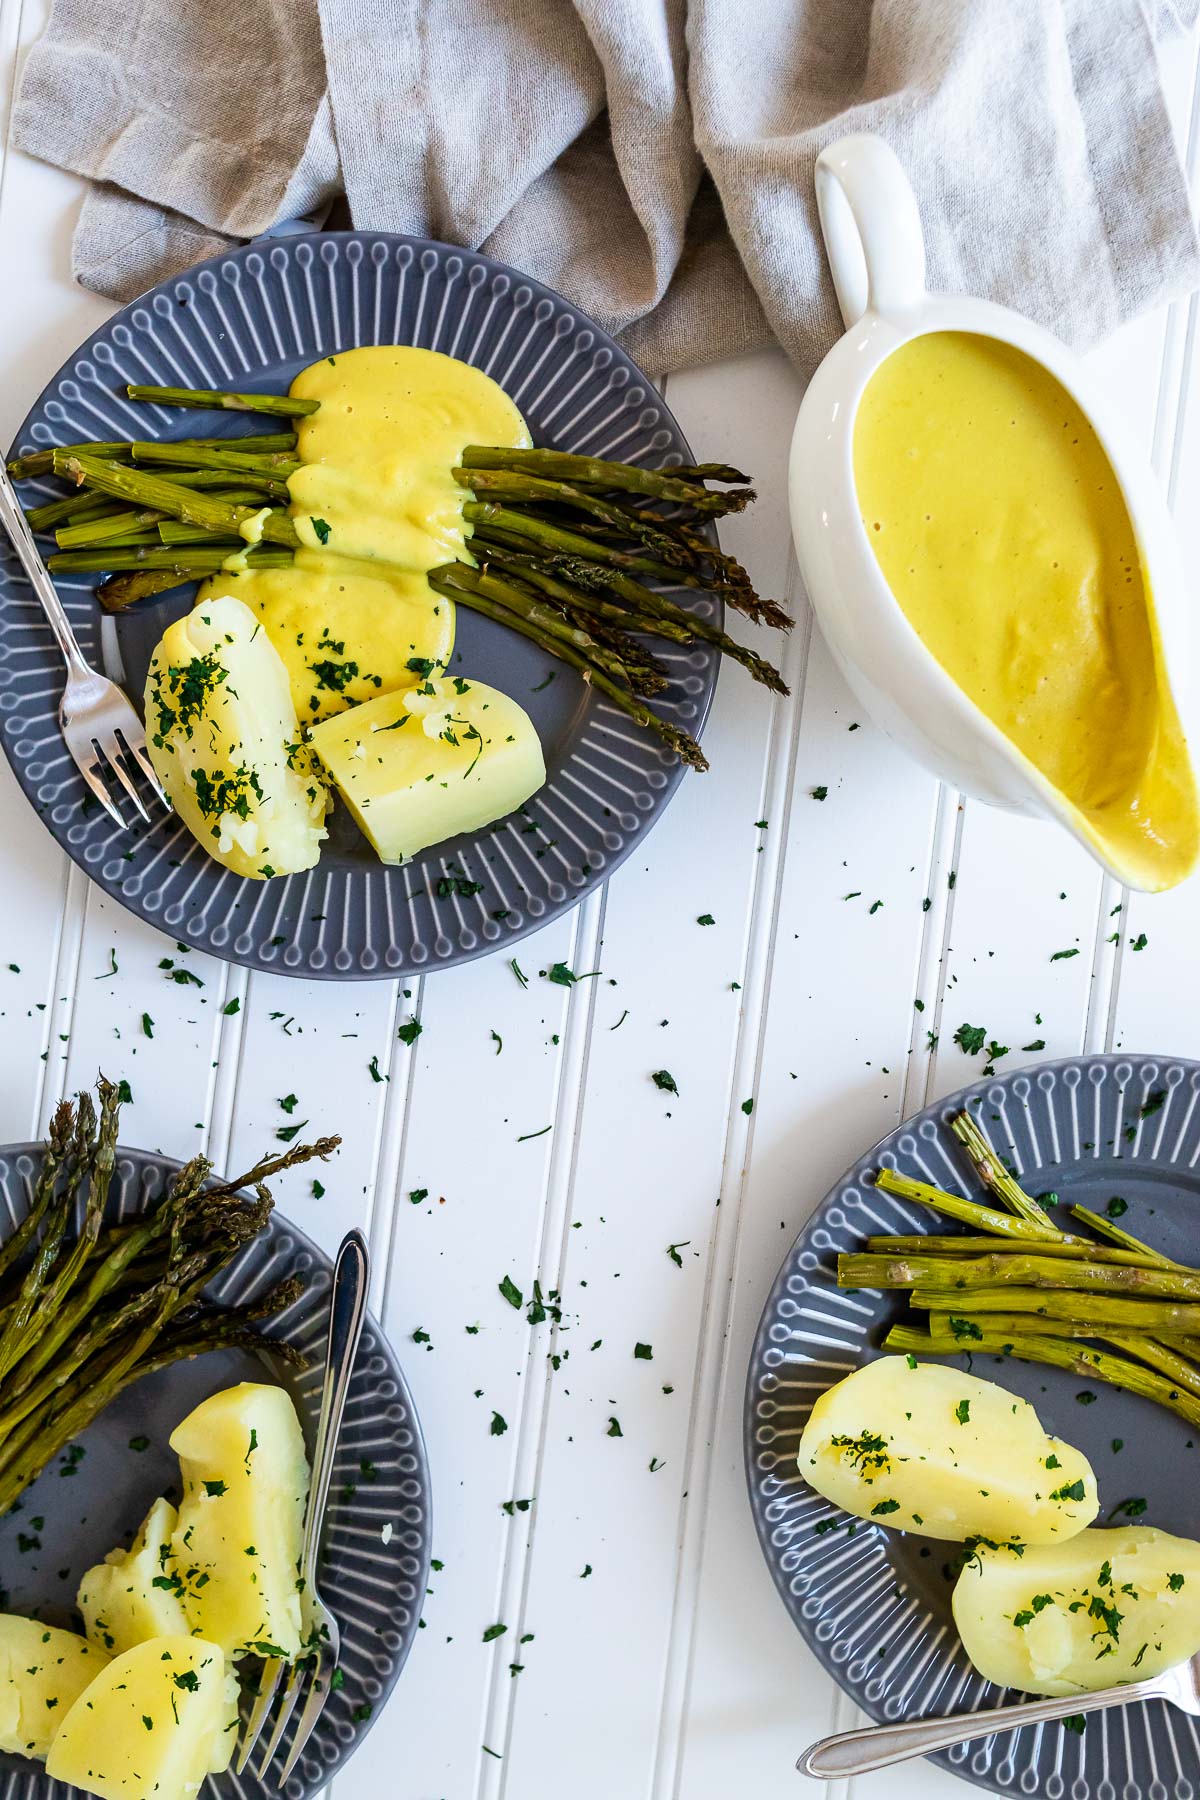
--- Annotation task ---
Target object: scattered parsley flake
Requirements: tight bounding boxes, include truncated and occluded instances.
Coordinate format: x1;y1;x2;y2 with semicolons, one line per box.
499;1275;523;1310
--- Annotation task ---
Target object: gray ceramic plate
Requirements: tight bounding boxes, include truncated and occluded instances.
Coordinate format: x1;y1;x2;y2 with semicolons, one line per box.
746;1055;1200;1800
0;234;719;978
0;1141;431;1800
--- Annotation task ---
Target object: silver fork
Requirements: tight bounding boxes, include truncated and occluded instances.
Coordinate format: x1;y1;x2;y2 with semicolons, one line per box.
239;1227;370;1786
797;1652;1200;1777
0;464;168;827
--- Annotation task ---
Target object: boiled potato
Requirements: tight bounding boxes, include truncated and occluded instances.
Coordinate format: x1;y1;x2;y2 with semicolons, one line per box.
144;593;328;879
46;1635;225;1800
207;1671;242;1776
78;1498;188;1655
797;1356;1097;1544
169;1382;309;1659
309;673;546;863
954;1526;1200;1693
0;1615;109;1758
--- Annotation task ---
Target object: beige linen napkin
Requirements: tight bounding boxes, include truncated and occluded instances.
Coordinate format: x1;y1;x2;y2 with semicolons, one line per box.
12;0;1200;376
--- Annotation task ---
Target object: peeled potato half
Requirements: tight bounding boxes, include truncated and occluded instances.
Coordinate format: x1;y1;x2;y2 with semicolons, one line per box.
797;1356;1098;1544
953;1525;1200;1693
144;592;328;879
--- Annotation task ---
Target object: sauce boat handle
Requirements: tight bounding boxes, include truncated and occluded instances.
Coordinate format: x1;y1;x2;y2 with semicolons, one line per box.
815;134;927;328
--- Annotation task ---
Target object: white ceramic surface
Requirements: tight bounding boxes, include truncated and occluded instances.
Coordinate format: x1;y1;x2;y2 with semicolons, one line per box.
789;133;1198;888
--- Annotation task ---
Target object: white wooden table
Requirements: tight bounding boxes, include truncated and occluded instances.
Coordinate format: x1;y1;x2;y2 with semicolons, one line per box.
2;7;1200;1797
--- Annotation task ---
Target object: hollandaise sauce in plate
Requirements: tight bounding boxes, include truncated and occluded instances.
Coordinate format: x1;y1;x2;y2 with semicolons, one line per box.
196;347;530;725
853;331;1199;892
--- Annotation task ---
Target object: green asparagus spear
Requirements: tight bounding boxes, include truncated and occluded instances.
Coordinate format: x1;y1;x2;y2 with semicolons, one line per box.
131;441;299;477
948;1110;1050;1230
428;566;709;768
925;1310;1085;1344
862;1233;1159;1263
0;1102;73;1284
883;1324;1200;1429
52;545;248;573
459;445;752;510
839;1249;1200;1299
55;452;300;547
440;563;666;695
95;551;294;609
126;383;320;417
475;545;694;643
1100;1333;1200;1399
9;432;297;480
911;1284;1200;1331
871;1167;1061;1239
1068;1204;1178;1265
470;514;788;693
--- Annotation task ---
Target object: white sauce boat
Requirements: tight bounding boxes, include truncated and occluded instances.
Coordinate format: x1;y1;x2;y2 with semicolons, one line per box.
787;133;1195;888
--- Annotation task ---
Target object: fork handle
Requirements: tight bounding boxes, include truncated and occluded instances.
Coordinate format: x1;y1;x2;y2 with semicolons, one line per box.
796;1675;1167;1777
301;1228;370;1585
0;465;92;678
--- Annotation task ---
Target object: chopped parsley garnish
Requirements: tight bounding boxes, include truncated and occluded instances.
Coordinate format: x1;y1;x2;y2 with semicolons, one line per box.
308;657;359;693
830;1431;891;1477
1012;1594;1054;1628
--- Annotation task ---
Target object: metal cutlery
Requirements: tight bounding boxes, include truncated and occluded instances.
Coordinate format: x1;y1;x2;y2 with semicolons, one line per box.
239;1226;370;1785
797;1653;1200;1777
0;464;167;827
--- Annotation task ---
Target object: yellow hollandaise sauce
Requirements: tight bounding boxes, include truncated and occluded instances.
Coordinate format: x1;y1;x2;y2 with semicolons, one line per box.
853;331;1199;891
287;344;530;568
198;346;529;721
197;550;455;722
